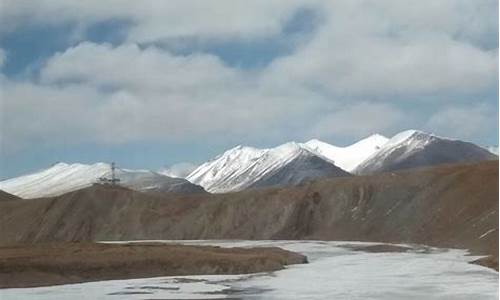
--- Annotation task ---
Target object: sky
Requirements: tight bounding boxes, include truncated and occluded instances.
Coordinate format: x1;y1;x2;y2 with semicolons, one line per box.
0;0;498;179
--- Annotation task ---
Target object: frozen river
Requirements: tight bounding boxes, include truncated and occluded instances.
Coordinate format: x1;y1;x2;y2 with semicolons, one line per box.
1;240;497;299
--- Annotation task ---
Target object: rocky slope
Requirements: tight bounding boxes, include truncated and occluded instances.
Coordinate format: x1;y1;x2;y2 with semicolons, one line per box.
0;190;21;201
355;130;497;174
0;161;497;267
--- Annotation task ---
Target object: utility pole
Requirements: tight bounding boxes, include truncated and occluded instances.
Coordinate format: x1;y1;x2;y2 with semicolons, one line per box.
98;162;120;185
110;162;120;185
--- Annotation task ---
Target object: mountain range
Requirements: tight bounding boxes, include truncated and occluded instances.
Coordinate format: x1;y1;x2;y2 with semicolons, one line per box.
0;130;496;198
0;162;205;199
187;130;496;193
1;161;497;267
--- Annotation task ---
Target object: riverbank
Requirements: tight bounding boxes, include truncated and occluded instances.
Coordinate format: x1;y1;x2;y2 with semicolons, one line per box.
1;241;495;300
0;242;307;288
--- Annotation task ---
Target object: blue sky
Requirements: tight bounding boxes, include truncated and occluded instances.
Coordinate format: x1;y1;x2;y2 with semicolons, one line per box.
1;1;498;178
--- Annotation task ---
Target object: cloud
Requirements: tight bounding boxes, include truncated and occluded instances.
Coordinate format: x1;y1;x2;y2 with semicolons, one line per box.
3;42;325;151
425;103;498;140
0;48;5;68
0;79;102;151
5;1;498;97
0;0;308;41
41;42;240;92
265;1;498;97
158;162;198;178
0;0;498;154
311;102;406;139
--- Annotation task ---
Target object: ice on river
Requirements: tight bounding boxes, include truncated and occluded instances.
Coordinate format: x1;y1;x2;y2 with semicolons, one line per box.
1;240;497;299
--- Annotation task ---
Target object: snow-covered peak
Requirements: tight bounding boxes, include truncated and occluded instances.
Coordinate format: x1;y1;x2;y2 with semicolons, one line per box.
0;162;200;199
354;130;496;175
186;136;392;192
303;134;389;172
51;162;70;168
186;145;268;191
186;141;329;193
0;162;112;198
485;146;499;155
353;130;440;174
272;141;305;155
213;145;266;161
254;141;312;166
383;130;418;146
380;130;437;151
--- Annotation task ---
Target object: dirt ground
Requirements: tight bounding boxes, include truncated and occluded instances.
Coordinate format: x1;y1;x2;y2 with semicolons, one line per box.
0;242;307;288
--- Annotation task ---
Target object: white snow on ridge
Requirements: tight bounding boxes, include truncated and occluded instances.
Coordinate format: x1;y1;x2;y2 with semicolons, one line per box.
186;145;268;192
5;130;484;198
486;146;499;155
0;162;110;199
187;142;318;193
186;136;389;193
0;162;181;199
353;130;438;173
303;134;389;172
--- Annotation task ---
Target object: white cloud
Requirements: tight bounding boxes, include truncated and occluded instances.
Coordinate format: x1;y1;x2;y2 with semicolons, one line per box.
265;1;498;97
0;0;498;152
5;1;498;98
41;42;242;93
3;42;325;151
158;162;198;178
0;0;308;41
311;102;406;139
425;104;498;140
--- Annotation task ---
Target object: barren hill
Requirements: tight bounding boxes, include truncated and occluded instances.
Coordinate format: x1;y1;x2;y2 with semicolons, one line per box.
0;161;497;265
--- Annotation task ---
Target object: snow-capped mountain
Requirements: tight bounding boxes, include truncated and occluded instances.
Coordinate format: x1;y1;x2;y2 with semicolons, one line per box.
303;134;389;172
186;145;267;192
0;162;205;199
486;146;499;155
248;144;352;190
186;142;350;193
354;130;497;175
3;130;495;198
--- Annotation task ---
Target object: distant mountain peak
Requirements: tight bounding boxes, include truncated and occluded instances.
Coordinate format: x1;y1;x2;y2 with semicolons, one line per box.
354;130;496;174
0;162;205;198
303;134;389;171
186;140;348;193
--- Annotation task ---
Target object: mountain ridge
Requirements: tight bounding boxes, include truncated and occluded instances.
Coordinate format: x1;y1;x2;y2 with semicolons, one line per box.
0;162;205;199
1;130;496;196
186;141;351;193
0;161;496;269
354;130;497;174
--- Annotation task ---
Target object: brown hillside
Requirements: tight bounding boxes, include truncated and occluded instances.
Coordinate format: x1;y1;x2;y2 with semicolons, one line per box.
0;190;21;201
0;161;497;264
0;242;306;288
